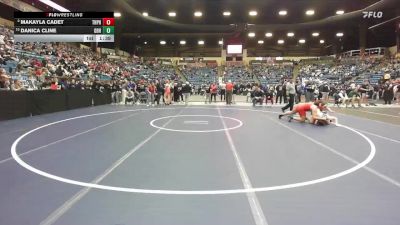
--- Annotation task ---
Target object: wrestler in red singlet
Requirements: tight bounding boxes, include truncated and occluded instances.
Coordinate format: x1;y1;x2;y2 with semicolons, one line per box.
279;101;323;122
293;102;313;118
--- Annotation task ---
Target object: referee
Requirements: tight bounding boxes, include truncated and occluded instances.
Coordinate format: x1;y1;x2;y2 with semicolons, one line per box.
282;80;296;112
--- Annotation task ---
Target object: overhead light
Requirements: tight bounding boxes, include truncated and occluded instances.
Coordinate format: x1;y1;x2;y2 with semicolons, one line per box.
160;40;166;45
198;40;205;45
258;40;264;44
249;11;258;16
278;10;287;16
278;39;284;44
144;41;148;45
39;0;70;12
287;32;295;37
194;11;202;17
299;39;306;44
168;12;176;17
142;12;149;17
248;32;256;37
312;32;320;37
336;10;345;15
265;32;273;37
336;32;344;37
306;10;315;16
320;39;325;44
180;40;186;45
114;12;121;17
223;11;231;16
218;40;223;45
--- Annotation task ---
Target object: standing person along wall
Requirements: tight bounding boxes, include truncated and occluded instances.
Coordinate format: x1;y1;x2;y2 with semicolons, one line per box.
282;80;296;112
210;82;218;103
382;81;394;105
147;82;156;106
219;82;226;101
225;80;234;105
295;81;303;103
182;82;192;105
321;82;330;103
305;82;315;102
232;82;240;104
282;81;288;104
164;80;172;105
358;80;370;106
155;80;164;105
275;83;283;104
204;83;211;104
395;82;400;105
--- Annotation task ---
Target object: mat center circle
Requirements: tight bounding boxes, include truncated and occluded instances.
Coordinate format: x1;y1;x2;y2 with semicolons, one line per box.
149;115;243;133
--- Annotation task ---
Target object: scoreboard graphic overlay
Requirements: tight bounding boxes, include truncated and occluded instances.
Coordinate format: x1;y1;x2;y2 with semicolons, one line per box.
14;12;114;42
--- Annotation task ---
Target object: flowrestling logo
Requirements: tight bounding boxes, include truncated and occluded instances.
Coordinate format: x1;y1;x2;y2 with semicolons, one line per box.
363;11;383;19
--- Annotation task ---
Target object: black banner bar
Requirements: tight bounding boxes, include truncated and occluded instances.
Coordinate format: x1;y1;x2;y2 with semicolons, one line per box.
0;90;112;121
14;26;104;34
14;18;106;26
14;12;114;18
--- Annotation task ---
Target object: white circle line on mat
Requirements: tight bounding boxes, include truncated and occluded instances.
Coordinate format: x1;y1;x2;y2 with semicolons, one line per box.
11;107;376;195
150;115;243;133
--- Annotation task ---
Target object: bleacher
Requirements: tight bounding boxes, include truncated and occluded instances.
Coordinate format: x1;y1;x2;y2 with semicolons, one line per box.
250;63;293;86
182;66;218;86
354;73;384;85
297;58;381;84
224;65;253;83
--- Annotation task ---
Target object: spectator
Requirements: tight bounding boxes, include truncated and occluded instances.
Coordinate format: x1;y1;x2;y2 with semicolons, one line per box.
320;82;330;102
246;85;252;102
305;81;315;102
155;79;164;105
358;80;370;106
295;81;303;103
0;73;10;90
210;82;218;103
164;80;172;105
233;83;239;104
394;82;400;105
219;82;226;101
204;83;211;104
111;81;122;104
11;79;24;91
252;85;264;107
125;89;134;105
276;83;283;104
265;86;274;105
347;88;362;108
337;89;350;107
182;82;192;105
226;80;233;105
282;81;288;103
147;81;156;106
382;81;394;105
282;80;296;112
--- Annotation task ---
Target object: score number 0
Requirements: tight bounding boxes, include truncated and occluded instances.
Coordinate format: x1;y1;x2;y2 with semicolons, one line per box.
102;18;115;26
